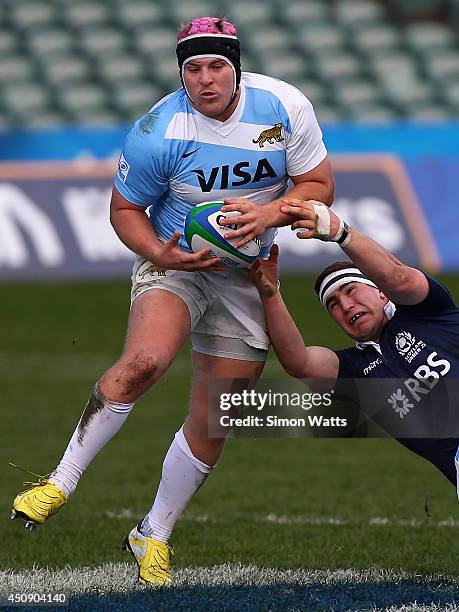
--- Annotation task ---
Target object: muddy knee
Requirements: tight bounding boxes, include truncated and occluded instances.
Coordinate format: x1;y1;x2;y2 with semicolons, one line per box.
102;352;166;400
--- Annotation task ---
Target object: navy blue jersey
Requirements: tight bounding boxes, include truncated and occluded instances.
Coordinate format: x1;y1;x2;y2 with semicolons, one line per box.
336;275;459;485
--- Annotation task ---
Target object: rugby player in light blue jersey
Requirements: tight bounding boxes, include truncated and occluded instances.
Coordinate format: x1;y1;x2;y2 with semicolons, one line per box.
251;199;459;496
11;17;333;585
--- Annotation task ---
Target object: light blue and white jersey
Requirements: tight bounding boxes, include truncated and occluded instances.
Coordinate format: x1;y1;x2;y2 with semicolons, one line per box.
114;72;327;256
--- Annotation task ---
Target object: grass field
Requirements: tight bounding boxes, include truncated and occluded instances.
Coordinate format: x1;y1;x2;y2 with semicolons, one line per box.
2;275;459;610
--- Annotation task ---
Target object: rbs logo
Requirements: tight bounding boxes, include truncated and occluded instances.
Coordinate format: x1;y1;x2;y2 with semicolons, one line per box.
192;158;277;192
388;351;451;419
405;351;450;401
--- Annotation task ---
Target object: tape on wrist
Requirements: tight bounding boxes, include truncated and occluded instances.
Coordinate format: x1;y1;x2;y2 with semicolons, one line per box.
335;221;352;247
312;203;331;239
312;203;351;246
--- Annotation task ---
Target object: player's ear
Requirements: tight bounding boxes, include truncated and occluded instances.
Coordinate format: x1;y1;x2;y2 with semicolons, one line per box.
378;291;389;302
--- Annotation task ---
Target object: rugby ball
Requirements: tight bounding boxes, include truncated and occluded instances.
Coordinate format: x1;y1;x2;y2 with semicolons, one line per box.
184;201;261;268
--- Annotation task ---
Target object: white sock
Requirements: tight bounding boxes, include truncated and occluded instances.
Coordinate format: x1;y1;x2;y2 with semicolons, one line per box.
49;384;134;497
140;427;213;543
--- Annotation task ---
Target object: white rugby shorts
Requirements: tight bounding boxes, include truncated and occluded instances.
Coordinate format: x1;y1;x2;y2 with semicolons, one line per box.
131;257;269;361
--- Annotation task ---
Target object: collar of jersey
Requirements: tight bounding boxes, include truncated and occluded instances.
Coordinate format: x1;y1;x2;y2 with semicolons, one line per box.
355;300;396;353
189;81;246;137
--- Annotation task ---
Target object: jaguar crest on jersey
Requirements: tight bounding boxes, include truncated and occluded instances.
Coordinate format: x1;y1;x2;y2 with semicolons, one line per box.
252;123;284;148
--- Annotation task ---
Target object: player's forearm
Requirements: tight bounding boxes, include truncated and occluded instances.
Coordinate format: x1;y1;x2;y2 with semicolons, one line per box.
342;228;428;304
265;180;334;229
110;207;164;262
261;292;309;377
280;199;429;305
288;179;334;207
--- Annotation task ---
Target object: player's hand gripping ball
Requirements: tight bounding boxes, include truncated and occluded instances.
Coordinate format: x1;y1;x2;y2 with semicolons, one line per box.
185;201;261;268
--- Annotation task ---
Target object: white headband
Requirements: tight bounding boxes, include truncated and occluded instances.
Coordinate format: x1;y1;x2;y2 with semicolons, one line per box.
177;33;238;43
318;268;378;307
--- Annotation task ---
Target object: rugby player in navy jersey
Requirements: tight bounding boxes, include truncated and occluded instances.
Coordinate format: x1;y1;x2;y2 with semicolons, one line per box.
10;17;334;585
250;198;459;493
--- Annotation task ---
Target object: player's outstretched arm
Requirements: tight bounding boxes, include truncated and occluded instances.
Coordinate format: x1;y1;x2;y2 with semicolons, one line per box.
110;188;223;271
281;199;429;305
249;245;339;379
220;156;334;247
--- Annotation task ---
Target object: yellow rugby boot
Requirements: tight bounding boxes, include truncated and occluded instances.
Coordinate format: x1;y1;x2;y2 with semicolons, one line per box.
11;473;67;531
122;524;173;586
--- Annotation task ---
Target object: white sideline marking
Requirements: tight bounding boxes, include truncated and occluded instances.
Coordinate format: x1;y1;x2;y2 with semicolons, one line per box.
1;563;457;596
264;513;347;525
104;509;459;528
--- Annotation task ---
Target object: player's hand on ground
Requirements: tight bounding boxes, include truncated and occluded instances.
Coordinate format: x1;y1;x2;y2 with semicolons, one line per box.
249;244;280;298
280;199;341;240
153;231;224;271
220;199;269;247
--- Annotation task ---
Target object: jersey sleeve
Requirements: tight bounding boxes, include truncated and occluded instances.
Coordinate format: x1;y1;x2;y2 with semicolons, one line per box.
335;348;358;379
332;349;360;406
284;93;328;177
114;120;168;207
396;274;457;315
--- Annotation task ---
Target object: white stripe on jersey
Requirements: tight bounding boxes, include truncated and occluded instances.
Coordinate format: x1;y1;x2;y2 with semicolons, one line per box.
165;112;287;151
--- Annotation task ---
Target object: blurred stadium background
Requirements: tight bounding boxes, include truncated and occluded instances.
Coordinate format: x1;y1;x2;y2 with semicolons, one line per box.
2;0;459;609
0;0;459;125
